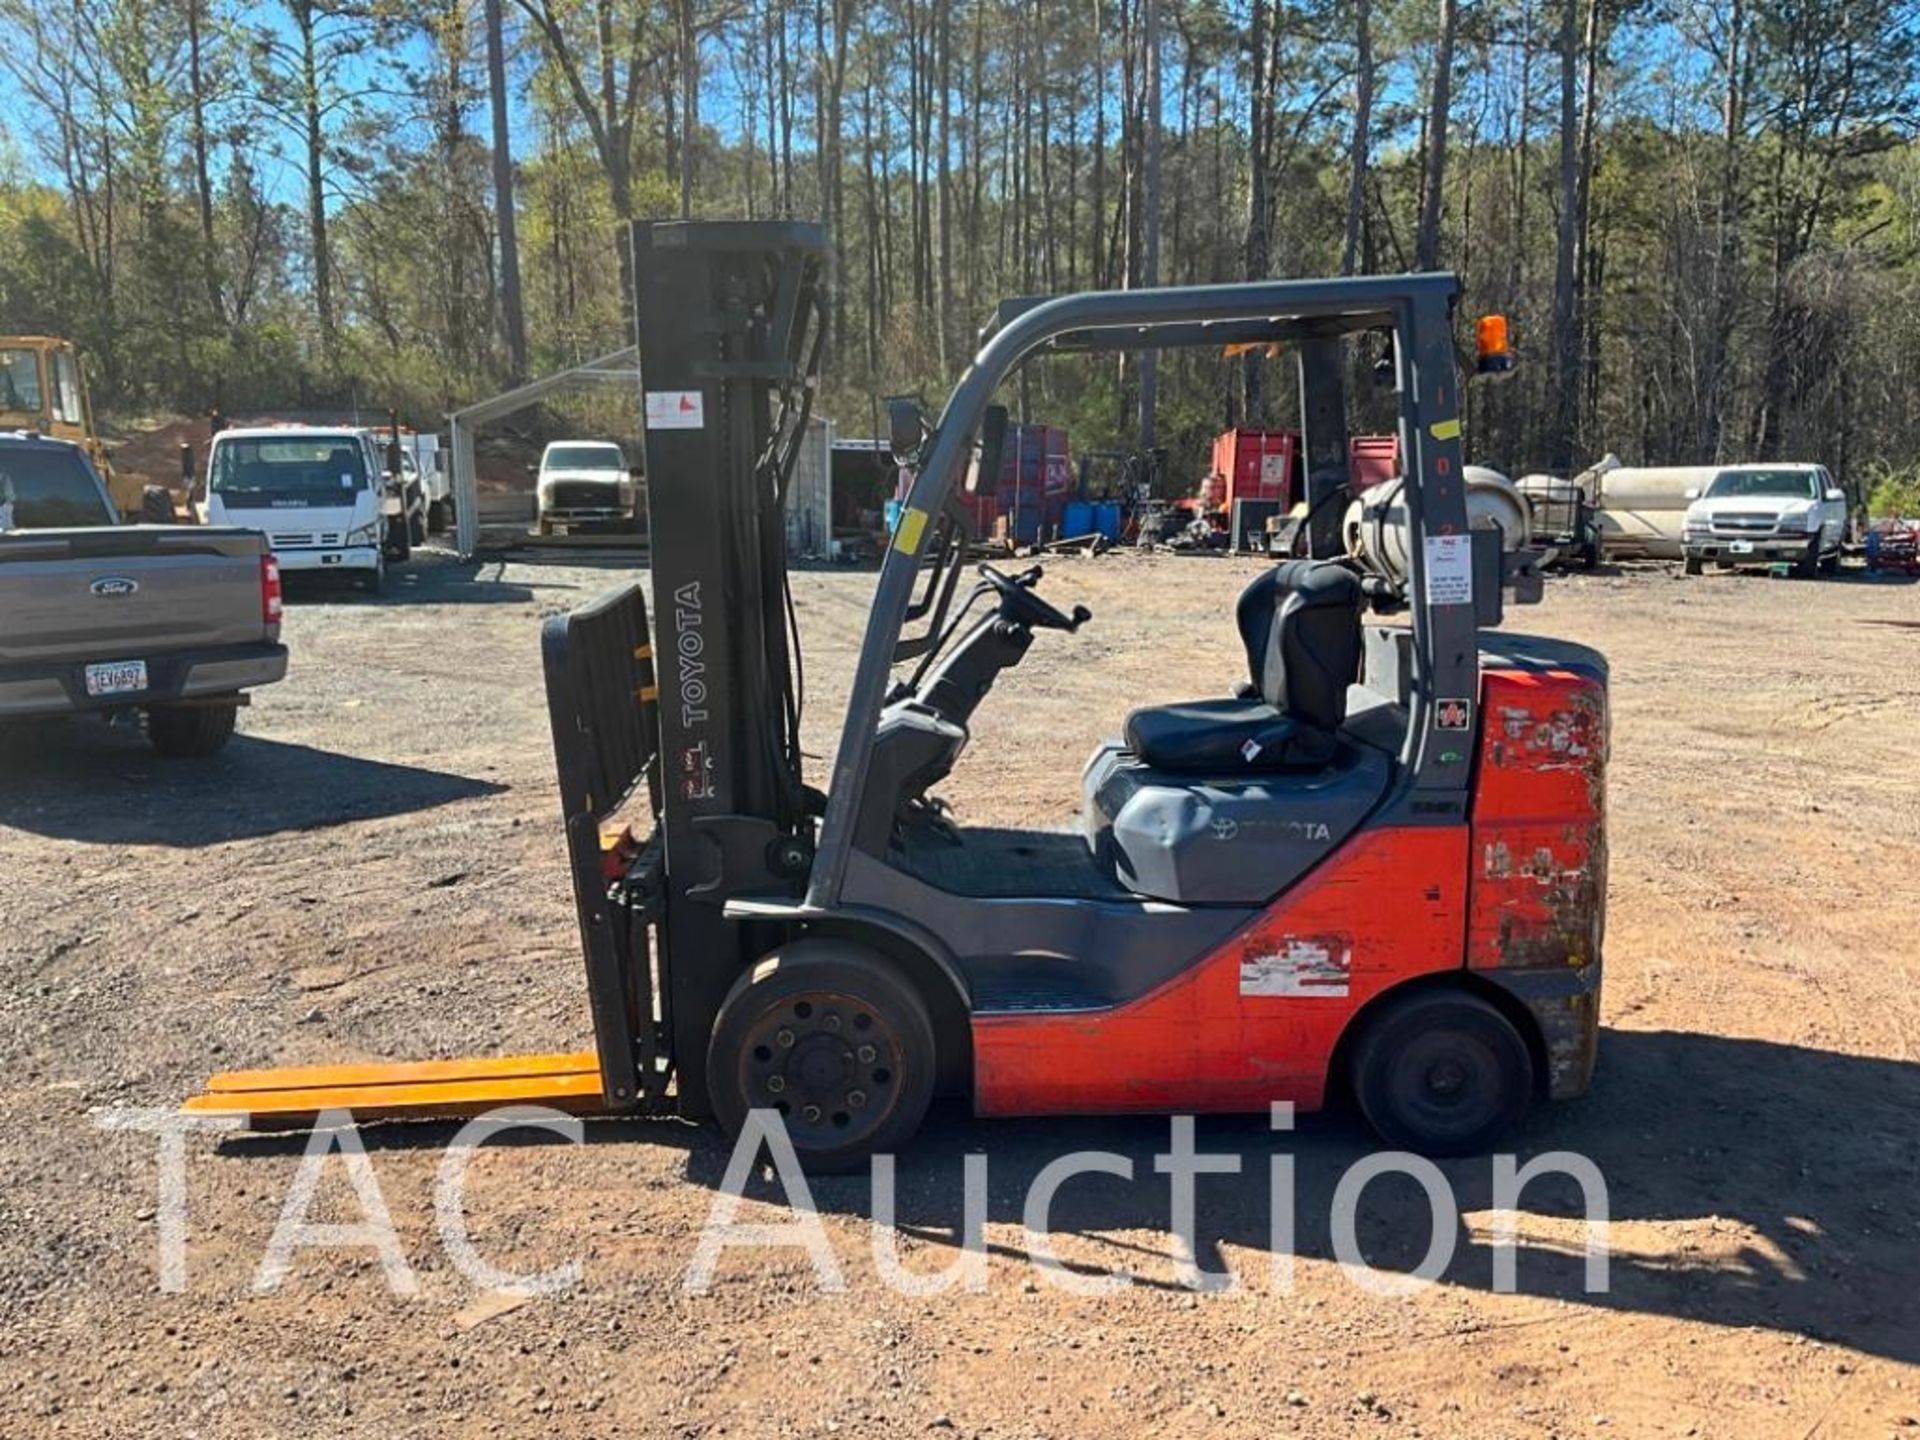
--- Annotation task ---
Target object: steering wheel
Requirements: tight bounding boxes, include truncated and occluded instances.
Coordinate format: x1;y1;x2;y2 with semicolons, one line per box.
978;563;1091;632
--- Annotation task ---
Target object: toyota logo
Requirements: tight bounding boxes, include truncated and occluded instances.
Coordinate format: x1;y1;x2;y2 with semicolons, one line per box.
89;576;139;597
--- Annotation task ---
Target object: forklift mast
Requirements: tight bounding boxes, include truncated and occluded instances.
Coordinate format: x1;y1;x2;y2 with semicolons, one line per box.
628;221;831;1115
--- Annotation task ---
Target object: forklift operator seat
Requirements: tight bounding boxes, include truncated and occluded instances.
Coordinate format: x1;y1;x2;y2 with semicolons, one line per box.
1123;559;1363;773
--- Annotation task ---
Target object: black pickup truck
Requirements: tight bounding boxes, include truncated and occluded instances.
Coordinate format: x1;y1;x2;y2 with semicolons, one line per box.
0;431;287;755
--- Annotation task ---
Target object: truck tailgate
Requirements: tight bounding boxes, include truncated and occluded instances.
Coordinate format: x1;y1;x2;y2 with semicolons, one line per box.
0;526;268;666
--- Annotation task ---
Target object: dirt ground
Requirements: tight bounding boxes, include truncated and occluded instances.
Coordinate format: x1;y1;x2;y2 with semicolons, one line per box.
2;549;1918;1440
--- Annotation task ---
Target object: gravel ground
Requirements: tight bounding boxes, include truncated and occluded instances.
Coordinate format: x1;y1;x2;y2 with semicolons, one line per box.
2;547;1918;1439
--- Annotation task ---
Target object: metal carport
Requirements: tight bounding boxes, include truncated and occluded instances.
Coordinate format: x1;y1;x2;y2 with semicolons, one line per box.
447;346;642;559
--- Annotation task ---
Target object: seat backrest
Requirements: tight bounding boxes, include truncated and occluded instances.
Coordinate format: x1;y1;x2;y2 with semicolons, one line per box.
1234;566;1285;688
1257;558;1363;733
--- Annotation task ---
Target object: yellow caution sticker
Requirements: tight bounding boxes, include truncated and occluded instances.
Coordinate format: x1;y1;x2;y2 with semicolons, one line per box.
893;506;930;554
1429;417;1462;441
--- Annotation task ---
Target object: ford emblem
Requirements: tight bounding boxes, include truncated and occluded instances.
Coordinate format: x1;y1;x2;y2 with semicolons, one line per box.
89;576;139;597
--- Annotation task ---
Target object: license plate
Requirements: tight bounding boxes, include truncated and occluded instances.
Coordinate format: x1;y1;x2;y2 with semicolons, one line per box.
83;659;148;697
1729;540;1754;554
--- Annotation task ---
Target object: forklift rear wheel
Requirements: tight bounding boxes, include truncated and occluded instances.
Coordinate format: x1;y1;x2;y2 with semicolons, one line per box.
708;942;937;1173
1351;990;1534;1157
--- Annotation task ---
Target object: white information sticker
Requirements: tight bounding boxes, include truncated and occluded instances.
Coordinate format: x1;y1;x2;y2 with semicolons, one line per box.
1424;532;1475;607
1239;937;1352;998
646;390;705;430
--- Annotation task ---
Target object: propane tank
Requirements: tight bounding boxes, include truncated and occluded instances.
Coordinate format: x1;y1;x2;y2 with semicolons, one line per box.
1343;464;1531;586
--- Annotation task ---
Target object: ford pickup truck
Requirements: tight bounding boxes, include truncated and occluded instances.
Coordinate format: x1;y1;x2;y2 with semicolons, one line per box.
0;431;287;755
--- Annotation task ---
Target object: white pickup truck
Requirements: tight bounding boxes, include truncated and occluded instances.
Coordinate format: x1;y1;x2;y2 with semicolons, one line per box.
534;440;639;535
0;431;286;755
1681;463;1847;577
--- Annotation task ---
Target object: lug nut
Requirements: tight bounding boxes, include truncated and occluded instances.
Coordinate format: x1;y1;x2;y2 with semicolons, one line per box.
776;1028;795;1048
846;1090;867;1110
856;1045;877;1064
766;1075;785;1094
823;1014;842;1033
802;1105;822;1123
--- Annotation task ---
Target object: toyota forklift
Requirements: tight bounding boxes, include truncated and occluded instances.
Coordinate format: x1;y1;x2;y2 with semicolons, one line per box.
189;222;1608;1166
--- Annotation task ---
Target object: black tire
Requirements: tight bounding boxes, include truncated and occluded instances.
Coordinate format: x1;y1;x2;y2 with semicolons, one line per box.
138;485;179;524
409;509;427;546
358;550;387;594
1795;541;1821;579
1683;555;1703;576
427;498;449;535
146;700;238;757
1819;548;1840;576
1351;989;1534;1157
707;940;937;1173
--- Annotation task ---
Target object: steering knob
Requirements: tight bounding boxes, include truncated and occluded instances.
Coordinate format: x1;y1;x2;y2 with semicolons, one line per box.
1069;604;1093;631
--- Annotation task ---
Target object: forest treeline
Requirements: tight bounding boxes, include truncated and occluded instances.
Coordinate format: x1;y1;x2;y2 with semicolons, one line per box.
0;0;1916;492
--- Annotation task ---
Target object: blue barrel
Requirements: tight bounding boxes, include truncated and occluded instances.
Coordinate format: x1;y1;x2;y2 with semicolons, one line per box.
1094;501;1123;541
1063;500;1095;538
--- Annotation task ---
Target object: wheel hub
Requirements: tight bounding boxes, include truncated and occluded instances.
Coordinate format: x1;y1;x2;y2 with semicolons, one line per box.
740;993;900;1149
1391;1033;1501;1138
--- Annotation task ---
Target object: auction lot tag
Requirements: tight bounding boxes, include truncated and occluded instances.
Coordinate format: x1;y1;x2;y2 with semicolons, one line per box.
646;391;704;430
1424;533;1474;606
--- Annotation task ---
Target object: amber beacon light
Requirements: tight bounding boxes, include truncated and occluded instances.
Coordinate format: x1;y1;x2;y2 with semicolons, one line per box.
1476;314;1515;374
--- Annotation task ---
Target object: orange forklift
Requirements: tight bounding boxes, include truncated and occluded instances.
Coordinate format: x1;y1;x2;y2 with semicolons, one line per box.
189;223;1606;1168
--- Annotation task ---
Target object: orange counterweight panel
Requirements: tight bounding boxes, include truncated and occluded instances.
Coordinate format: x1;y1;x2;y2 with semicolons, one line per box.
1467;667;1608;974
970;826;1469;1117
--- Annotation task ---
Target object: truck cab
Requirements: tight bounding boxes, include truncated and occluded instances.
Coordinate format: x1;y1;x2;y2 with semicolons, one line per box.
1681;463;1847;576
203;426;401;591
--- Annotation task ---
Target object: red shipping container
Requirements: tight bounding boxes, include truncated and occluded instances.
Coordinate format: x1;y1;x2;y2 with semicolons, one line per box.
1208;429;1300;513
1348;433;1400;493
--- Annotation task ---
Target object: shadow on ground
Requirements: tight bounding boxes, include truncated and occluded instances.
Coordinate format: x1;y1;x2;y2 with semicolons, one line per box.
234;1026;1919;1363
698;1029;1919;1360
0;724;504;844
280;556;556;607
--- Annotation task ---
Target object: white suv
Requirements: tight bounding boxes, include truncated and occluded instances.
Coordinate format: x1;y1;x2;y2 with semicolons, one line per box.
1681;464;1846;577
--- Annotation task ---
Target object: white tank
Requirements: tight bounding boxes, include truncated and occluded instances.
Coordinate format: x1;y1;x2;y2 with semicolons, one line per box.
1595;465;1719;559
1343;464;1530;585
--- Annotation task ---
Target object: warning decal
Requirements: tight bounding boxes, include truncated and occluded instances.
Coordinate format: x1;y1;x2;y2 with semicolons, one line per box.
892;506;929;555
646;390;705;430
1240;935;1352;998
1436;697;1472;730
1424;532;1474;607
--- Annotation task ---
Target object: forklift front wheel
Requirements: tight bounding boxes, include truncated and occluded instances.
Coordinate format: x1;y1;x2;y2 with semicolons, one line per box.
1351;989;1534;1157
708;942;937;1173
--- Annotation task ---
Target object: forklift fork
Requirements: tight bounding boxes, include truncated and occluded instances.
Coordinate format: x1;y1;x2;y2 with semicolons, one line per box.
185;586;667;1128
